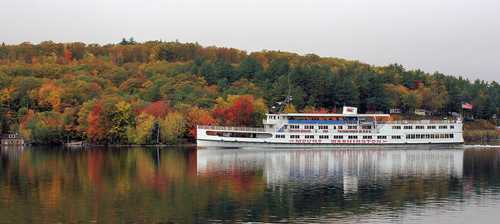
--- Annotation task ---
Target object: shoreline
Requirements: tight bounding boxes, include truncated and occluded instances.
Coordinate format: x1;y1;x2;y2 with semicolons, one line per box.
19;141;499;149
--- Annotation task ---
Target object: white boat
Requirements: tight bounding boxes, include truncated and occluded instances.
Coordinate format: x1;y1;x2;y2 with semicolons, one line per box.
196;107;464;148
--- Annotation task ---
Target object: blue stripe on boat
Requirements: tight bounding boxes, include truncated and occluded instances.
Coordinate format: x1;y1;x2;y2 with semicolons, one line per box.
288;120;345;124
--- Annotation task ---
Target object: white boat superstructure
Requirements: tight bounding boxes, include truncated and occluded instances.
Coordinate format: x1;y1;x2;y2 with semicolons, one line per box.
197;108;464;147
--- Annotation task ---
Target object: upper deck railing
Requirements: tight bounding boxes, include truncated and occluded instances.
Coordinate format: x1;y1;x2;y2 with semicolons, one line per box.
279;119;459;125
378;120;460;124
197;125;266;132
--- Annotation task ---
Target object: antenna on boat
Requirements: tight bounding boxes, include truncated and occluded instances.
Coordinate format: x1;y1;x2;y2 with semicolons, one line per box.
272;72;293;113
287;70;292;103
281;72;293;113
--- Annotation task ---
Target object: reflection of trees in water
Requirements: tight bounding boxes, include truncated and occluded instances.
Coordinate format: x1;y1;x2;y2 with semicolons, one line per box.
1;147;499;223
463;149;500;192
0;147;204;223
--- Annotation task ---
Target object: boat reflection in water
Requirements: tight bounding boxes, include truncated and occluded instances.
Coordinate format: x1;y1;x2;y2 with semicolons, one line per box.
197;147;464;194
2;146;500;223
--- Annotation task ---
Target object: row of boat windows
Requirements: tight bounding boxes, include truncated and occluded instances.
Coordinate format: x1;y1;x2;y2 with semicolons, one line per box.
406;133;454;139
277;134;453;139
393;125;454;130
285;124;455;131
268;115;283;120
287;125;371;130
276;135;402;139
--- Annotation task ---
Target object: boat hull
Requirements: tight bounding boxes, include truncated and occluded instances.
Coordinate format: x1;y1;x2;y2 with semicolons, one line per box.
196;139;464;149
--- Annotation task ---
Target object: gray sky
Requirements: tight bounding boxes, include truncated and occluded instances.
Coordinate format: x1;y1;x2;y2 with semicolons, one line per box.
2;0;499;81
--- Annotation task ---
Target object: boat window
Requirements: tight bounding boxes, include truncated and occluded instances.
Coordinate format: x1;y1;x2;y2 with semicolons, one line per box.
318;125;328;129
427;125;436;129
333;135;343;139
290;135;300;139
392;126;401;129
319;135;329;139
439;125;448;129
416;126;425;129
348;135;358;139
391;135;401;139
377;136;387;139
304;125;314;129
337;126;343;130
403;126;413;129
361;125;372;130
450;125;454;129
348;126;357;130
290;125;299;129
362;136;372;139
205;131;270;138
275;134;286;138
305;135;314;139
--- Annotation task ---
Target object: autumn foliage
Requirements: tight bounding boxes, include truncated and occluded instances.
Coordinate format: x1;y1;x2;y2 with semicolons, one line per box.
0;40;496;144
213;95;261;126
140;101;170;118
186;107;216;138
86;102;106;142
36;80;63;111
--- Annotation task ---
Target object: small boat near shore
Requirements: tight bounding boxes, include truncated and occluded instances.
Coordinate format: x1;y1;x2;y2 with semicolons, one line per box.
64;141;86;148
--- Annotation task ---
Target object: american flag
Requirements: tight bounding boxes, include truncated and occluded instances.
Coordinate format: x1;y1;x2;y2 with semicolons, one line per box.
462;103;473;110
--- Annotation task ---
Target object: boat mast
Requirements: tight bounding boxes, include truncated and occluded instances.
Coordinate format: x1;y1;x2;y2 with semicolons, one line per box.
273;72;293;113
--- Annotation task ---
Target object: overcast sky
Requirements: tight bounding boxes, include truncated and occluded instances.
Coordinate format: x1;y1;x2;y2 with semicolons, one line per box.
2;0;499;81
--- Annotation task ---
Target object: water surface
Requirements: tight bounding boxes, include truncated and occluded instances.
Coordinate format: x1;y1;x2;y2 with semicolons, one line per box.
1;146;500;223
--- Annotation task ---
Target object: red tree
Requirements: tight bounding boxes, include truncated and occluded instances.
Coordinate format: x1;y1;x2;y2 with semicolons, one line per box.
63;47;72;63
213;95;255;126
141;101;170;118
186;107;216;138
87;102;106;142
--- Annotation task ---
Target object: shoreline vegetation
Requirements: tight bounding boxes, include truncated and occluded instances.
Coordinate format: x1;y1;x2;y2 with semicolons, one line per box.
463;120;499;143
0;39;498;145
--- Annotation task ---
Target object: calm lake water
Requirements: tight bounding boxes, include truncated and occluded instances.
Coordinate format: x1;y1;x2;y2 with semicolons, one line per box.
1;146;500;223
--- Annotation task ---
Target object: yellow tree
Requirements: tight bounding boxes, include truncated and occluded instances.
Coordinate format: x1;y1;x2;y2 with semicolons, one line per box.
160;112;185;144
36;80;63;111
127;113;155;144
109;100;135;143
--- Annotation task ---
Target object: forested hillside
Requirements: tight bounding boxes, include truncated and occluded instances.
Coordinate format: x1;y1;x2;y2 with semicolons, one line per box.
0;39;498;144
